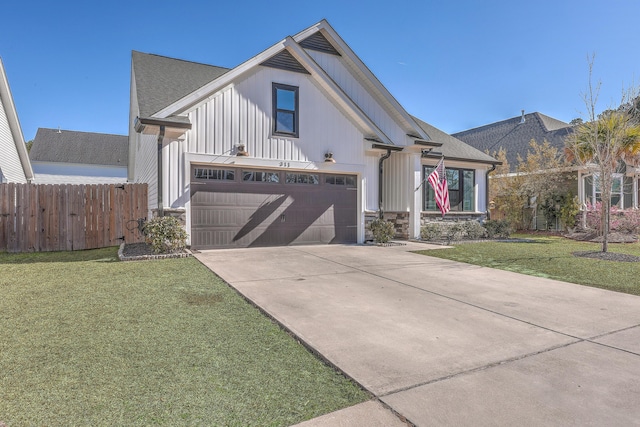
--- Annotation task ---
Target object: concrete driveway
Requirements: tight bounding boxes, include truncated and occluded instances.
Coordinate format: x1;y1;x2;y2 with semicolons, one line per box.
194;242;640;426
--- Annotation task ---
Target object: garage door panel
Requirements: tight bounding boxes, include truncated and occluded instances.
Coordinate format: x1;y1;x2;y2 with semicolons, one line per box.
191;168;357;249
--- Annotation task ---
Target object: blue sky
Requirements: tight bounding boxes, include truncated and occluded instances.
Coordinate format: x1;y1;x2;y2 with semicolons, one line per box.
2;0;639;141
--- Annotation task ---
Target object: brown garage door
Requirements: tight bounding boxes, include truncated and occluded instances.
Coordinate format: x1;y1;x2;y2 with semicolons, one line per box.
190;166;357;249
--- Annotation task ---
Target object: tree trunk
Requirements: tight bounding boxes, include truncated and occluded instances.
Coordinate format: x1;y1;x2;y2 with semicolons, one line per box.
602;199;609;253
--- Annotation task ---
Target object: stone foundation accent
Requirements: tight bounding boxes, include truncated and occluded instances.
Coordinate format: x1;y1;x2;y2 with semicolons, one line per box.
383;212;410;239
420;211;485;225
364;212;409;240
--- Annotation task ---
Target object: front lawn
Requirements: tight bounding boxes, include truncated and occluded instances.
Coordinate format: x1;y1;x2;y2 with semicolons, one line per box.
415;234;640;295
0;249;368;426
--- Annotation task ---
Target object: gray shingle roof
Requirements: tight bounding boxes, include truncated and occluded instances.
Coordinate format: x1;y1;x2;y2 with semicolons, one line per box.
411;116;499;164
452;112;574;171
132;51;230;118
29;128;128;166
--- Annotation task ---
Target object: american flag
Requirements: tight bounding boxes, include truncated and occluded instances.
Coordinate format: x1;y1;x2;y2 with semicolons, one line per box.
427;158;450;216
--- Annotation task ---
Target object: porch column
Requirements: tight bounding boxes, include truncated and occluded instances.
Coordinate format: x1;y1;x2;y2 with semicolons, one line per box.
409;152;423;239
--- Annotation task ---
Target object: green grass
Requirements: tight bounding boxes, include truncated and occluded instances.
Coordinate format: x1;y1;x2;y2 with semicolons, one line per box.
0;248;368;426
414;234;640;296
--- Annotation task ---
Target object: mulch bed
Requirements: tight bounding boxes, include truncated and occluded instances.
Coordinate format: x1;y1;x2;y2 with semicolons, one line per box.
562;231;640;262
572;251;640;262
565;231;638;243
118;242;192;261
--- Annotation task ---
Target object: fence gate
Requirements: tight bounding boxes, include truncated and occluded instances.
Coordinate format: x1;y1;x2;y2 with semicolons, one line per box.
0;183;148;252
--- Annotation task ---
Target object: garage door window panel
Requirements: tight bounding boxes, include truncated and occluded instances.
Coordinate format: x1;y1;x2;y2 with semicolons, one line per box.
326;175;356;187
194;167;235;181
286;173;319;184
243;170;280;183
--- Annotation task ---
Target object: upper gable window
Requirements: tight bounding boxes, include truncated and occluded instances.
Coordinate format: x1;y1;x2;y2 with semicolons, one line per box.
273;83;299;137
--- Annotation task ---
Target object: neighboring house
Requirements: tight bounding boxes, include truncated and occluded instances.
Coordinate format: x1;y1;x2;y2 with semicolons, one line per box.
454;111;640;228
453;111;574;172
30;128;128;184
129;19;498;249
0;57;33;183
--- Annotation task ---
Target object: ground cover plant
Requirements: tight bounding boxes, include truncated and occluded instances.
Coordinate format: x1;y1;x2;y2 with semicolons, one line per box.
414;234;640;295
0;249;368;426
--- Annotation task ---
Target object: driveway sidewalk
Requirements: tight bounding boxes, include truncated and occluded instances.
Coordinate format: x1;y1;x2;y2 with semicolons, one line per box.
195;242;640;426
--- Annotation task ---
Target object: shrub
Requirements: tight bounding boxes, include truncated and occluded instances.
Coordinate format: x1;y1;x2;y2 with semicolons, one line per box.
421;223;443;241
484;219;511;239
143;216;188;254
369;218;395;244
559;195;580;230
617;209;640;234
462;220;486;240
445;223;465;242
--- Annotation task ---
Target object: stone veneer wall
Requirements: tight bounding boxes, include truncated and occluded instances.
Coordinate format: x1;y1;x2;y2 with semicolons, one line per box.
420;211;484;226
364;212;410;240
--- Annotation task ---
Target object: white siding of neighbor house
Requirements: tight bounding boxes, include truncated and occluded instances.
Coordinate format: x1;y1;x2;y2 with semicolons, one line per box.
32;162;127;184
306;50;410;146
0;96;27;183
128;66;139;183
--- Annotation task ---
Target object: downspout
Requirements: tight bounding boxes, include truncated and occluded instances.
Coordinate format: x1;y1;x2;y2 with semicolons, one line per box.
378;149;392;219
486;164;496;220
157;125;165;217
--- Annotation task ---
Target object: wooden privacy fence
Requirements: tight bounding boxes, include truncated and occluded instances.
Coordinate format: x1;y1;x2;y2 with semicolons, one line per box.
0;183;148;253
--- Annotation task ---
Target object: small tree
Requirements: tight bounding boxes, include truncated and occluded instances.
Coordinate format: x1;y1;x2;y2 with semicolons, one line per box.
489;148;527;229
565;57;640;252
489;140;568;230
518;139;567;204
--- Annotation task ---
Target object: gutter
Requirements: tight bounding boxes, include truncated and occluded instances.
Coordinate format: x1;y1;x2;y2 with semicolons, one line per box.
422;152;502;166
371;143;403;219
486;164;497;220
157;125;165;217
378;149;392;219
367;142;403;219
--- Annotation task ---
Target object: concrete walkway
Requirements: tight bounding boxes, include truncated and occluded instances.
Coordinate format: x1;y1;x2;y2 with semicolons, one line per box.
194;242;640;426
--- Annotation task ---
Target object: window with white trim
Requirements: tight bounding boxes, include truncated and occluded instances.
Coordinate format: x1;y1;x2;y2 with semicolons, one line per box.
583;173;624;208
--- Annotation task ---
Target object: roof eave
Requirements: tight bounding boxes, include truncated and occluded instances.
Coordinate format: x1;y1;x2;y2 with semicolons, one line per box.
0;58;34;181
135;116;192;137
422;152;502;166
300;21;429;140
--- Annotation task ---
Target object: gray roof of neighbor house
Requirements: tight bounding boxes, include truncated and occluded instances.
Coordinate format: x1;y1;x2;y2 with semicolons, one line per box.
452;112;574;170
412;116;500;164
30;128;128;166
132;51;230;119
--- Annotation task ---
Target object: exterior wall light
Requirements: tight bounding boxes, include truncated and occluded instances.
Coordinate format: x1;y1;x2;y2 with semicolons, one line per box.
324;152;335;163
236;144;249;156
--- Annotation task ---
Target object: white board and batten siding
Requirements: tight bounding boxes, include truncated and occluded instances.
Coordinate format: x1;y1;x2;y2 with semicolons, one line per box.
161;65;373;210
306;50;411;146
0;96;27;183
132;132;159;213
32;162;128;185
